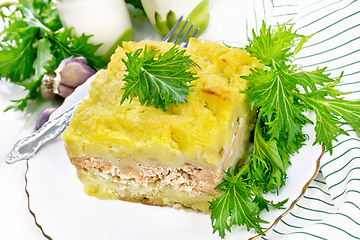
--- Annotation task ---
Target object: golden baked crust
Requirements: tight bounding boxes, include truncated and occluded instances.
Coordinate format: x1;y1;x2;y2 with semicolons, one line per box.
62;39;259;212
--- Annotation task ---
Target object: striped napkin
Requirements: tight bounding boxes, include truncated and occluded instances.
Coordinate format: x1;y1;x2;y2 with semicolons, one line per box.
245;0;360;239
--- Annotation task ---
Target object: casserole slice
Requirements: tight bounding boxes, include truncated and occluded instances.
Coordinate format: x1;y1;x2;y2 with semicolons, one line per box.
62;39;260;213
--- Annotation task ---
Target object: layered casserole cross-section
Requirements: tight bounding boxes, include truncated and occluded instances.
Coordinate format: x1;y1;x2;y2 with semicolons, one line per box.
62;39;260;213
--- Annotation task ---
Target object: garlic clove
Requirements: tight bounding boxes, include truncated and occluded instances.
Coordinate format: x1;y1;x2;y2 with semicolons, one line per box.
35;105;60;130
58;84;75;98
55;56;96;89
58;61;96;88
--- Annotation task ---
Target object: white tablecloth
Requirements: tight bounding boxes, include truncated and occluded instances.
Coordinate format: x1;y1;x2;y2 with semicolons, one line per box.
1;0;360;239
0;78;48;239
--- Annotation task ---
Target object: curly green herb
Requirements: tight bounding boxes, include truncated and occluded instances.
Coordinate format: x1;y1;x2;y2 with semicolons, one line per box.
0;0;105;111
120;44;199;111
209;21;360;238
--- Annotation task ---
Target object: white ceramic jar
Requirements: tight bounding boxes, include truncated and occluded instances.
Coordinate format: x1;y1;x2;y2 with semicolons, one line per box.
57;0;133;62
140;0;210;38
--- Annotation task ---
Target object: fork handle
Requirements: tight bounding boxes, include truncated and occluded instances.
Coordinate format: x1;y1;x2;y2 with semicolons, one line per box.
4;103;79;164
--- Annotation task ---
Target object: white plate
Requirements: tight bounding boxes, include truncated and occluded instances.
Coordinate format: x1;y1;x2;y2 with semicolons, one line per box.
25;1;360;239
26;69;321;240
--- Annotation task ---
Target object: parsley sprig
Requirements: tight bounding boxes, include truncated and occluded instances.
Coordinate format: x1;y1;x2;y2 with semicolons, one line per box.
209;21;360;238
120;44;199;110
0;0;105;111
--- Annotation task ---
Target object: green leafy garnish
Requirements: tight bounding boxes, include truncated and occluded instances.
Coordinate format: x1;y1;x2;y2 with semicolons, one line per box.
0;0;105;111
120;44;199;111
209;21;360;238
209;167;269;238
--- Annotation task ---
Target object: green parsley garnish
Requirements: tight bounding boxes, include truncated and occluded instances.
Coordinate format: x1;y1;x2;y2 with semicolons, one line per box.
209;21;360;238
120;44;199;111
0;0;105;111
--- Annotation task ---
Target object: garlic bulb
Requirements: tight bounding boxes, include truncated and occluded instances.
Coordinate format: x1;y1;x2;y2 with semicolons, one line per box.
41;73;61;100
41;56;95;99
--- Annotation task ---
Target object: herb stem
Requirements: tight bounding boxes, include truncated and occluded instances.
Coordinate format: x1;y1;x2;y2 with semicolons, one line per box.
235;159;251;178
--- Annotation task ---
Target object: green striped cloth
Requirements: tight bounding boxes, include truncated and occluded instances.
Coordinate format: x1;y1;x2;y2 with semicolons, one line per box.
246;0;360;239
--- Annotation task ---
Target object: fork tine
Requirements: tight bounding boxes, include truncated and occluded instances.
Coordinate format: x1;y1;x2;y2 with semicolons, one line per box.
182;27;199;48
162;16;183;42
163;16;200;47
177;23;194;46
191;27;200;39
170;19;190;43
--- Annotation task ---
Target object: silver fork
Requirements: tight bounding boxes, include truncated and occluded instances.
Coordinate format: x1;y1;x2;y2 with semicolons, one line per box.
163;16;199;47
5;17;199;164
